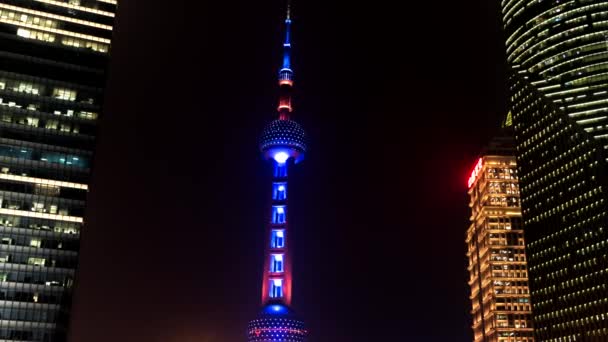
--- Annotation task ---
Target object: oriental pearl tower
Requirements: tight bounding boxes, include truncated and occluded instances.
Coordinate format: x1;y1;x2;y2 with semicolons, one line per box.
246;2;308;341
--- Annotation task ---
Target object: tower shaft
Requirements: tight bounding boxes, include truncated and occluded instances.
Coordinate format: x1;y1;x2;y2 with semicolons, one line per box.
260;161;293;306
278;15;293;120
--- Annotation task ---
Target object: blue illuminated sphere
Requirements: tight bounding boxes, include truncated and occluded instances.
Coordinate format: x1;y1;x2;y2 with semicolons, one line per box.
247;304;307;342
260;119;306;163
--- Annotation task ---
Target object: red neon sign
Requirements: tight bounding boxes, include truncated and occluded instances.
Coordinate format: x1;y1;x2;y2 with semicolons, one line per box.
467;158;483;188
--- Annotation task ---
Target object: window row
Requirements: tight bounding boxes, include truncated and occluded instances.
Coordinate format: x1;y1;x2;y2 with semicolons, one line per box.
0;267;72;287
0;234;78;251
0;252;77;268
0;196;84;218
0;77;95;104
0;97;98;121
13;25;109;53
0;144;90;168
0;214;81;235
0;328;56;341
0;305;58;323
0;179;87;201
0;285;65;305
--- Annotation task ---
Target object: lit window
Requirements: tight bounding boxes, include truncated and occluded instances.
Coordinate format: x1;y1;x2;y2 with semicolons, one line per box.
272;206;286;224
274;163;287;178
270;254;284;273
30;239;41;248
32;202;45;213
78;111;98;120
273;183;287;200
52;88;77;101
269;279;283;298
27;257;45;266
17;28;31;38
14;82;40;95
271;230;285;248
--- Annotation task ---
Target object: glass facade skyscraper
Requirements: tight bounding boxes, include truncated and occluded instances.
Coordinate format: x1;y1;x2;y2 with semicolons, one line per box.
0;0;116;340
503;0;608;134
502;0;608;339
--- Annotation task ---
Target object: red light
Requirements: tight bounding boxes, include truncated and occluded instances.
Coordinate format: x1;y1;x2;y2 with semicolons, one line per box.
467;158;483;188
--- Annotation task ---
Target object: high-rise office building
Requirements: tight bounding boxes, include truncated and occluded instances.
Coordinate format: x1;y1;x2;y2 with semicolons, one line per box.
0;1;117;341
466;133;535;342
503;0;608;133
246;3;308;342
502;0;608;340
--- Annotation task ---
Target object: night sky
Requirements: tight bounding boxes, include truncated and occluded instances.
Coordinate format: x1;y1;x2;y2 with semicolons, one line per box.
68;1;508;341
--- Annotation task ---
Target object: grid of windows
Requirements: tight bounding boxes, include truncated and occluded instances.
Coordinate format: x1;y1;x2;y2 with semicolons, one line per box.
466;153;535;342
0;0;117;340
503;1;608;339
503;1;608;141
509;68;608;341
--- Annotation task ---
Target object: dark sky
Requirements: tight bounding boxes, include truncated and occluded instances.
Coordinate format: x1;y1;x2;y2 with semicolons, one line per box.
68;1;507;341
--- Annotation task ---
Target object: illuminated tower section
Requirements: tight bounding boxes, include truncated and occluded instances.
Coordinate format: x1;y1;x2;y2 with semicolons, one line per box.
247;4;307;342
465;133;535;342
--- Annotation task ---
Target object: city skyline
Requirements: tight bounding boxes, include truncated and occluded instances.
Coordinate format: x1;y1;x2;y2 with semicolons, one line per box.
50;0;520;341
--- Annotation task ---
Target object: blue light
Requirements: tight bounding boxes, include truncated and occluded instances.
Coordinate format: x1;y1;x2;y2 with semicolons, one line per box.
273;152;289;164
271;230;285;248
262;303;290;316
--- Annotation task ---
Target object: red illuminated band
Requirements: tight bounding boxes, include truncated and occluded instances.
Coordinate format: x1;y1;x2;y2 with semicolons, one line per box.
467;158;483;188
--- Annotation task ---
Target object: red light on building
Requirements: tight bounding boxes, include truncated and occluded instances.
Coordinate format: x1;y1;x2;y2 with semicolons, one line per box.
467;158;483;188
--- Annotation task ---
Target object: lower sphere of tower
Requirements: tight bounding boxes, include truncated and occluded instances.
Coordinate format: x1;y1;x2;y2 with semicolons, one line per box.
247;304;307;342
260;119;307;163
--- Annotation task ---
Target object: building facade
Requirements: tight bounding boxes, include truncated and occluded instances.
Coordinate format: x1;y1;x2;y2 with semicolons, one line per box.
508;69;608;341
503;0;608;136
466;136;535;342
246;4;308;342
502;0;608;340
0;0;117;341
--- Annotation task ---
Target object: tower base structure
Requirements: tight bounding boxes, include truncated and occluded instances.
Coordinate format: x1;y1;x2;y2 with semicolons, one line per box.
247;304;307;342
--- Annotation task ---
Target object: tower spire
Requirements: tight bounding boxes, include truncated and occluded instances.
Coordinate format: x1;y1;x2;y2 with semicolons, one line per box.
277;0;294;120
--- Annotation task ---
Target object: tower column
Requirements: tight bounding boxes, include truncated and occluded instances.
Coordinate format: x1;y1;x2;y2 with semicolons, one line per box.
261;160;293;306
